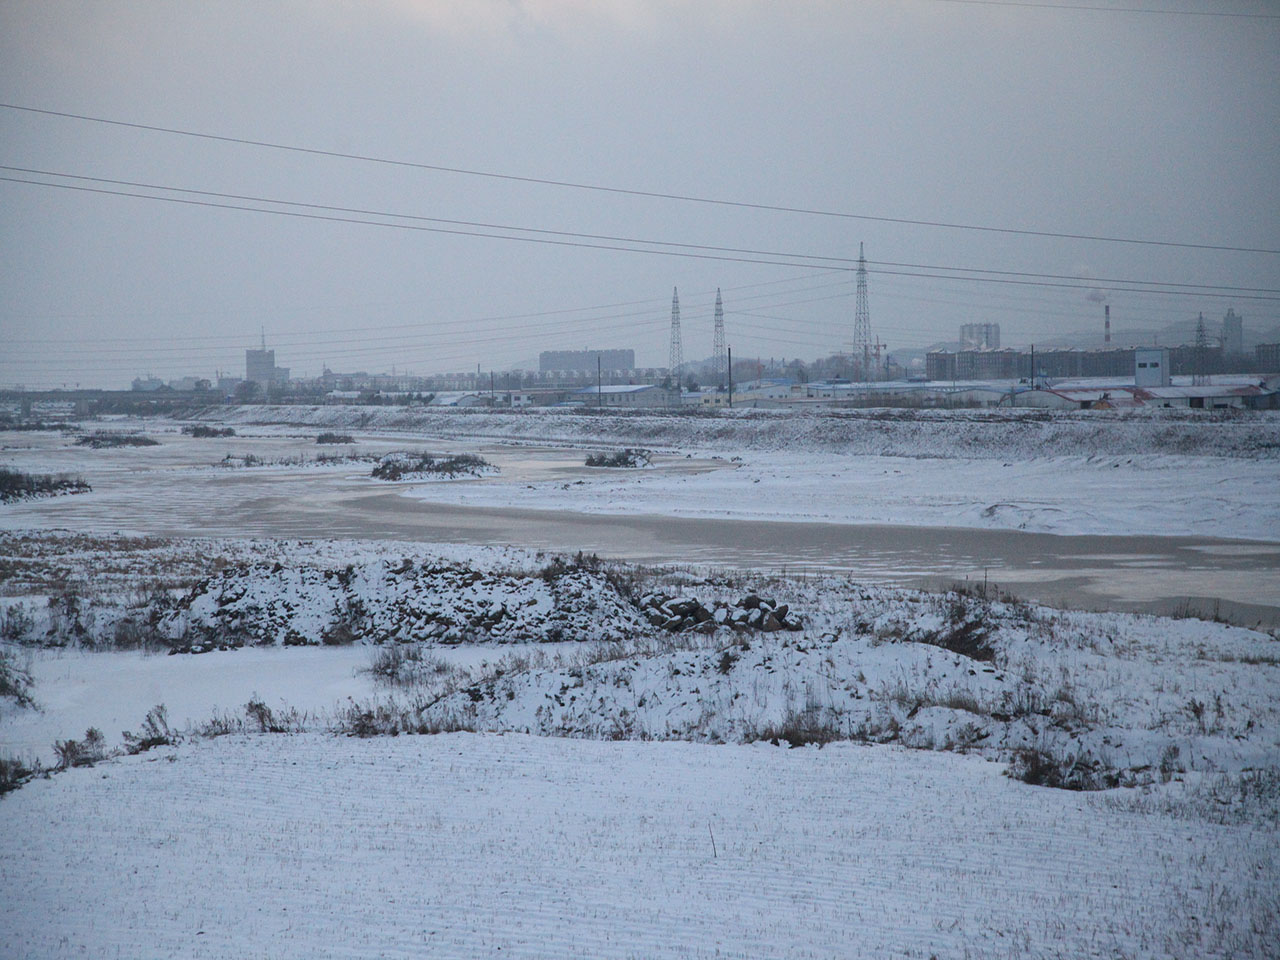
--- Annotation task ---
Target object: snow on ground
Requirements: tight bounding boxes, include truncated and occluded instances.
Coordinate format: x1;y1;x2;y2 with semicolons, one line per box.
0;645;375;760
3;731;1276;960
0;642;575;763
3;413;1279;957
5;535;1278;789
3;413;1275;541
400;449;1280;539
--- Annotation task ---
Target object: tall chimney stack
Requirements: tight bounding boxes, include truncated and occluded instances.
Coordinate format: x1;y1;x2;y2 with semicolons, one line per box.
1105;304;1111;345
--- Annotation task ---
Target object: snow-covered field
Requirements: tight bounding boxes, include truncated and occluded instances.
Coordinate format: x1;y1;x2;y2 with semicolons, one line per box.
3;732;1276;960
3;409;1279;958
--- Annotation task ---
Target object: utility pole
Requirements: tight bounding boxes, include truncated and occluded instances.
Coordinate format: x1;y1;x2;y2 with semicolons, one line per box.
597;354;602;409
728;346;732;409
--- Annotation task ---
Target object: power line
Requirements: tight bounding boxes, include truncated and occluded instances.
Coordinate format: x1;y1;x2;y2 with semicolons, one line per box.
10;165;1271;294
5;171;1276;302
0;174;842;274
0;165;856;267
2;102;1275;254
2;273;852;344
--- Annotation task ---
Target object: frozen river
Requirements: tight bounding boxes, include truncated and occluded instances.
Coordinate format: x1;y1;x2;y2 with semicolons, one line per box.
4;423;1278;625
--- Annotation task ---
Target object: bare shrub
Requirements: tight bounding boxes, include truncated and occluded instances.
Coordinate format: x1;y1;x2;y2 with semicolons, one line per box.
0;754;42;795
371;452;491;481
749;705;845;748
196;711;243;738
334;697;477;737
123;705;173;754
366;644;464;688
75;432;158;448
45;590;90;645
918;597;996;662
1048;682;1099;727
316;432;355;444
997;686;1050;720
110;615;168;651
0;468;91;504
1007;745;1118;791
0;647;35;707
0;604;35;643
182;425;235;438
321;597;369;646
935;686;986;715
584;448;651;468
244;697;304;733
53;727;108;770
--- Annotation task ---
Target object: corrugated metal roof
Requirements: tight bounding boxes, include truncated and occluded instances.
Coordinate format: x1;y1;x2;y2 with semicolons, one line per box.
572;384;661;395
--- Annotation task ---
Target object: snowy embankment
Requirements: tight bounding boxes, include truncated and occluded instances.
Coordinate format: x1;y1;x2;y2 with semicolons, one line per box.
3;535;1278;958
4;534;1278;792
3;732;1275;960
197;403;1280;459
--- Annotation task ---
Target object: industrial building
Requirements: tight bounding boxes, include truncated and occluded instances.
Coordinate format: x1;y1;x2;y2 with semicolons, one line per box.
571;384;678;408
539;349;636;374
925;344;1235;382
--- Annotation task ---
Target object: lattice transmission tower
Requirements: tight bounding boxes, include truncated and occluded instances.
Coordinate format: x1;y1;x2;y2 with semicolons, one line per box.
668;287;683;381
853;242;873;381
712;288;727;387
1193;312;1210;386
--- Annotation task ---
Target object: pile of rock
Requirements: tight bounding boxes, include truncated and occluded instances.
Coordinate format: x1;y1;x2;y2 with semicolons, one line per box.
636;592;803;634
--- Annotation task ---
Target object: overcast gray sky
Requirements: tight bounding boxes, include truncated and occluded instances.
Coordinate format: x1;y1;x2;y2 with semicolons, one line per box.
2;0;1277;388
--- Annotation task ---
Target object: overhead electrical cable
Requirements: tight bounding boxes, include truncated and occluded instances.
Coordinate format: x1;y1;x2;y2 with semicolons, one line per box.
2;103;1275;254
3;273;852;345
0;174;848;274
4;171;1275;302
7;164;1273;295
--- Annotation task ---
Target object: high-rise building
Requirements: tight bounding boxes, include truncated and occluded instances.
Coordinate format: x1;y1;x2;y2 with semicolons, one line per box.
959;323;1000;350
246;348;276;385
246;332;289;386
1222;308;1244;356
